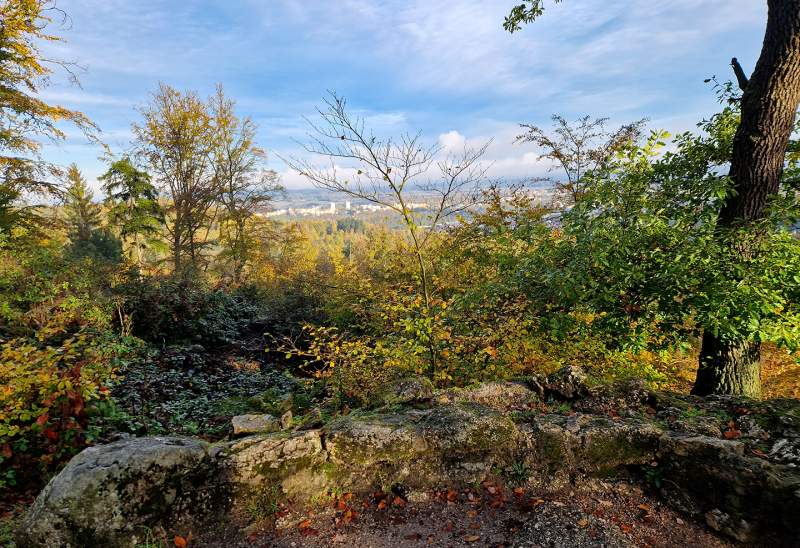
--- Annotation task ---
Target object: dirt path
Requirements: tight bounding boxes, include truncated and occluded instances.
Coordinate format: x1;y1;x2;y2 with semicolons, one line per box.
198;479;732;548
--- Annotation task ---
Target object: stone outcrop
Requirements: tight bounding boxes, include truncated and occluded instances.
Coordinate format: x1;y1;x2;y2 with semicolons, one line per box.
17;437;219;548
16;381;800;547
231;413;280;435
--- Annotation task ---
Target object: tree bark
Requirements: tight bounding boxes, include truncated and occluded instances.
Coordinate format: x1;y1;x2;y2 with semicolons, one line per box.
693;332;761;397
693;0;800;397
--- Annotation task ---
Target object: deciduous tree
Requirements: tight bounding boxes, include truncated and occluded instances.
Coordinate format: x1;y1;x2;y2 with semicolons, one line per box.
0;0;96;233
132;84;220;276
210;86;283;284
289;93;488;378
506;0;800;397
516;115;645;206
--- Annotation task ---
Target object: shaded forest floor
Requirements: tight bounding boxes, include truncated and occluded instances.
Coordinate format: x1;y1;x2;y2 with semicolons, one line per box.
193;479;731;548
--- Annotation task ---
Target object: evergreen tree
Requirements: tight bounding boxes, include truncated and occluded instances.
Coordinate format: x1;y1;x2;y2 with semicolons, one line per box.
99;157;164;268
63;163;101;243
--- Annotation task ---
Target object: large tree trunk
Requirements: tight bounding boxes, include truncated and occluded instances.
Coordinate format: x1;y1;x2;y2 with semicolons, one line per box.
693;333;761;397
693;0;800;397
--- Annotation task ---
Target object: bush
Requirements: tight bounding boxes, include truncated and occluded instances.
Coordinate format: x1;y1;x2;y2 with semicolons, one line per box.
119;277;265;346
0;331;140;490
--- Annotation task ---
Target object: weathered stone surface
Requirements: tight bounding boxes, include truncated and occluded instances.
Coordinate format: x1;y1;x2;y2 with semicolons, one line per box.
545;365;590;400
325;403;519;490
447;381;539;412
517;414;662;487
384;376;434;405
220;430;327;498
231;413;279;435
16;437;217;548
17;383;800;546
280;410;293;429
658;432;800;543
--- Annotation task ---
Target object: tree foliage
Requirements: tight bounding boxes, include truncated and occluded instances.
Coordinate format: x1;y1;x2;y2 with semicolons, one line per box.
0;0;96;234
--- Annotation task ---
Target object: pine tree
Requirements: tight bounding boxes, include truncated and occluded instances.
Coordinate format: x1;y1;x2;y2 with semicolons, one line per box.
63;164;101;243
100;157;164;268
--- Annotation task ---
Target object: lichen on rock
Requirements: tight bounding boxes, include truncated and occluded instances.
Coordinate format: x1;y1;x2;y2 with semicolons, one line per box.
16;436;219;548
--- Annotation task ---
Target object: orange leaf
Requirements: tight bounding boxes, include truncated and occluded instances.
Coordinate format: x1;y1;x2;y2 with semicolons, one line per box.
174;536;187;548
723;428;742;440
377;499;387;511
513;487;525;497
298;519;313;530
392;496;406;507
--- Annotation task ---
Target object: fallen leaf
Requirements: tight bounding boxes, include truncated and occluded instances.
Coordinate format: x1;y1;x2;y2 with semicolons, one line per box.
174;536;187;548
464;534;481;542
392;496;407;507
377;499;387;511
577;519;589;528
723;428;742;440
298;519;313;530
467;510;478;519
619;523;632;534
513;487;525;497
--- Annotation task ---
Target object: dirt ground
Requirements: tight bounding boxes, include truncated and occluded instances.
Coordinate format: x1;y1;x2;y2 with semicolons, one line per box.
195;478;733;548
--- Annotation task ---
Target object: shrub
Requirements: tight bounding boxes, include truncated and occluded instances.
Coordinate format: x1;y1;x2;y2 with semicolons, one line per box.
0;331;139;490
119;277;265;346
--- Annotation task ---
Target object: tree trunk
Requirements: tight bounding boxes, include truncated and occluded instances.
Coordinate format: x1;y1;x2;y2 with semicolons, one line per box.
693;332;761;397
693;0;800;396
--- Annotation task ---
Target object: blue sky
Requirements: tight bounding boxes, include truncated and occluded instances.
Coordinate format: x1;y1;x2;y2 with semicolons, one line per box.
40;0;766;190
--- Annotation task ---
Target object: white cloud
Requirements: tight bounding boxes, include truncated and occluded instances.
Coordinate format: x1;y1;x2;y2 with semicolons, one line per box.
438;130;466;152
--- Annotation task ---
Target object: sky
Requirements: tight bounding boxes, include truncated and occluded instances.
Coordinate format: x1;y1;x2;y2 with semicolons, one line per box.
38;0;767;190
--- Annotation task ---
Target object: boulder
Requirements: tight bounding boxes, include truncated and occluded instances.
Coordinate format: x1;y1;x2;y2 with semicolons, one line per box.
16;437;218;548
447;381;539;412
545;365;590;400
280;410;293;429
324;403;519;490
657;433;800;543
220;430;327;498
383;375;434;405
231;414;279;435
16;383;800;546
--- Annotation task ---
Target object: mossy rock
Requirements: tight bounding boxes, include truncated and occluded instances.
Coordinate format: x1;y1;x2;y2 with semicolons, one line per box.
16;437;220;548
